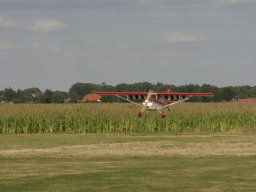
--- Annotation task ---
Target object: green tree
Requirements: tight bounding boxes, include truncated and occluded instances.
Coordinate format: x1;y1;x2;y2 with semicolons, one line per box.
201;84;219;102
22;87;41;103
0;90;4;102
52;91;67;103
14;89;26;103
40;89;54;103
3;87;16;102
176;84;201;102
220;87;236;101
69;83;100;102
131;82;153;92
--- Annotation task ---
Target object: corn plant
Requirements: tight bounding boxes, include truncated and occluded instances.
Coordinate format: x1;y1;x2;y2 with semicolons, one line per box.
0;103;255;134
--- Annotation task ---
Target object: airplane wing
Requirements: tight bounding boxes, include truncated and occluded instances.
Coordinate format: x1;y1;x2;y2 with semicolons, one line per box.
158;97;190;110
96;92;213;102
155;92;212;110
96;92;149;101
96;92;148;95
96;92;145;107
96;91;213;97
156;92;213;97
115;95;143;107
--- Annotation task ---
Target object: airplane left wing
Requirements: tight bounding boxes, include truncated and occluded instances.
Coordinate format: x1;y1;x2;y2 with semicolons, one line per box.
115;95;143;107
96;92;149;101
96;92;148;96
96;92;145;106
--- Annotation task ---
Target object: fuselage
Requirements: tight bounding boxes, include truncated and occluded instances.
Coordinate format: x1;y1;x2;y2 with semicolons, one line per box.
143;99;171;110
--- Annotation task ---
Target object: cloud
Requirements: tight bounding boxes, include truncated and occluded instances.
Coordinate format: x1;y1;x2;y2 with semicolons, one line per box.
223;0;244;4
0;16;15;28
29;19;67;32
137;0;168;8
136;0;209;9
208;0;251;7
137;0;253;9
164;32;204;43
30;43;61;53
0;41;14;50
29;42;87;59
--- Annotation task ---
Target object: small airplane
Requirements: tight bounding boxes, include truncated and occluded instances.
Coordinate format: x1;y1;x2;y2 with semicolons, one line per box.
96;90;213;118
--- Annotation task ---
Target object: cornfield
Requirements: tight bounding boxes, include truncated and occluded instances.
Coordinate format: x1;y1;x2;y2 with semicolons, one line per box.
0;103;255;134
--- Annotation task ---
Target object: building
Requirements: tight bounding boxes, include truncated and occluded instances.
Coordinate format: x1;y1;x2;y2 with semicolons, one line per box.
237;98;256;103
83;94;101;102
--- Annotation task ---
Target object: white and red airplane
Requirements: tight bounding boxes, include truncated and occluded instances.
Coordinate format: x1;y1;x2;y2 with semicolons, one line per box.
96;90;213;118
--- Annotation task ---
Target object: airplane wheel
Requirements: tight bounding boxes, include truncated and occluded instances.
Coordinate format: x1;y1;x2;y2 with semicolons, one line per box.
161;113;166;118
138;111;143;117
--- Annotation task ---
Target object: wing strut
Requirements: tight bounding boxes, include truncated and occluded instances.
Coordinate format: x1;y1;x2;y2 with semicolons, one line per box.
115;95;143;107
158;97;191;110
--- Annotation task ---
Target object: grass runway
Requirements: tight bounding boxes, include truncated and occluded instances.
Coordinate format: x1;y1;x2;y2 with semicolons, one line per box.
0;134;256;192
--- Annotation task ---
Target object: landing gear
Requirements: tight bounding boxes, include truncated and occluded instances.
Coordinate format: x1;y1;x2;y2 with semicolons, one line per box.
137;111;143;117
156;109;166;118
160;112;166;118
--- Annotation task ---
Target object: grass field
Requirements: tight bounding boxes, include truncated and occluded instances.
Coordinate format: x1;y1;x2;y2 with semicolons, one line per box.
0;103;255;191
1;134;256;192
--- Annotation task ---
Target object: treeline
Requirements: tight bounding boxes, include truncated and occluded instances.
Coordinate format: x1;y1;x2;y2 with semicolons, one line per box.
0;82;256;103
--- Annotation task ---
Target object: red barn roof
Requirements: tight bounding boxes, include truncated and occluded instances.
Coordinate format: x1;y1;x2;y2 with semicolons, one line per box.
84;94;101;102
237;98;256;103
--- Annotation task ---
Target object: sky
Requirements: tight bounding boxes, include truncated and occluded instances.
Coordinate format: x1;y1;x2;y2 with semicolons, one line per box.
0;0;255;91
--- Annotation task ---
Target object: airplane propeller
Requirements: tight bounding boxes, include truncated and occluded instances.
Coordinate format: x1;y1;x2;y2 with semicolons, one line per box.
138;90;152;117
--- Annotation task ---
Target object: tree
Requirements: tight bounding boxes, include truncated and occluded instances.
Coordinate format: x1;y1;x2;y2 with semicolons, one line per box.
0;90;4;102
40;89;54;103
220;87;236;101
3;87;16;102
1;82;255;104
176;84;201;102
22;87;41;103
131;82;153;92
52;91;67;103
116;83;132;92
69;83;100;102
15;89;26;103
201;84;219;102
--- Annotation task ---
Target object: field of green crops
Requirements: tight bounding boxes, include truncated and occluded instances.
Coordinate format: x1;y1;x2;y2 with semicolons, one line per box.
0;103;256;134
